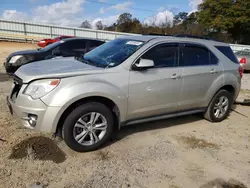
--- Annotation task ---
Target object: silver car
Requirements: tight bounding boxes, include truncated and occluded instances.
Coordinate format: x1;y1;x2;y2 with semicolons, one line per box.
7;35;241;152
235;49;250;71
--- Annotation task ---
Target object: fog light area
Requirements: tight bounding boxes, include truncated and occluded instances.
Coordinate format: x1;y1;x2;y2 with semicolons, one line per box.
28;114;38;127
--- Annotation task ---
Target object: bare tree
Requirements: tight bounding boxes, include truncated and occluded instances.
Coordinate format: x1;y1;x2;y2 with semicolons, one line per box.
80;20;92;29
95;21;104;30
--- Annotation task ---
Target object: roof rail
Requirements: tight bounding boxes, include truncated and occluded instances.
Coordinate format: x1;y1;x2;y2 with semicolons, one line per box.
173;34;216;41
143;33;222;42
145;33;173;36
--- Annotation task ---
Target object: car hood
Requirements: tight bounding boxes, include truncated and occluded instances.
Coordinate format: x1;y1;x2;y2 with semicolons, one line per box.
9;49;40;57
15;57;103;83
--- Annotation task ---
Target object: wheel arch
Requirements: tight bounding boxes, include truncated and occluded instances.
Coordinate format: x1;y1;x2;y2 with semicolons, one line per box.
55;96;121;137
207;84;236;108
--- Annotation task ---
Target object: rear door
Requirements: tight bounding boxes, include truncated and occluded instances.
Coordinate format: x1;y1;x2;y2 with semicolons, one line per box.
179;43;223;110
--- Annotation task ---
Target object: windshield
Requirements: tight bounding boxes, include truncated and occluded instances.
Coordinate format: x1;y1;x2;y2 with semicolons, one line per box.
83;38;145;68
40;41;64;51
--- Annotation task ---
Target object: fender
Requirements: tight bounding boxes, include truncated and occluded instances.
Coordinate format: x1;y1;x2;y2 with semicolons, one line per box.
204;71;240;106
41;77;128;122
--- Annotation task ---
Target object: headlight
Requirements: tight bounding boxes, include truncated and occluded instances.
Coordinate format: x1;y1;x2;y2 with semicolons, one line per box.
24;79;60;99
9;55;23;64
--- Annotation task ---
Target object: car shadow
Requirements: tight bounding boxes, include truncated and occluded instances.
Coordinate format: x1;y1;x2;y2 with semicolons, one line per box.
200;178;247;188
9;136;66;163
108;114;203;145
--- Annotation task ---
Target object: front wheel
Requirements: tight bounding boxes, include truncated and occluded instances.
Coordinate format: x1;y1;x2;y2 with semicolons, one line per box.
63;102;114;152
204;90;233;122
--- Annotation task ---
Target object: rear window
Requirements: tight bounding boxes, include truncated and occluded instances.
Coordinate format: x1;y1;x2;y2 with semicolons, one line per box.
215;46;239;64
235;49;250;56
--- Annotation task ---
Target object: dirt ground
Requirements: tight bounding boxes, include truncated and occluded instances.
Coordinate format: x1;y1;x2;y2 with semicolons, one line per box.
0;41;250;188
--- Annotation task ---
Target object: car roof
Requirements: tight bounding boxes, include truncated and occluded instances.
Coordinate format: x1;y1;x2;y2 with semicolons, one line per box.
62;37;105;42
119;35;229;46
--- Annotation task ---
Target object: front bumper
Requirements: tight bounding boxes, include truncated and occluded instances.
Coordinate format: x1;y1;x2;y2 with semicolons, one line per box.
7;90;62;133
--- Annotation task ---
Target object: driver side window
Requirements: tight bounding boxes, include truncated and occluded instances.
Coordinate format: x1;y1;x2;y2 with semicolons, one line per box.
141;43;178;68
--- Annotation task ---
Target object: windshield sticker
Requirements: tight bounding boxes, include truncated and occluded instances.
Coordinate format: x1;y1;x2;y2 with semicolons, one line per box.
126;41;143;46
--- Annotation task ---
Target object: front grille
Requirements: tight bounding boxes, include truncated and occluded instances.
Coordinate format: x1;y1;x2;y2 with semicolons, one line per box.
10;75;23;102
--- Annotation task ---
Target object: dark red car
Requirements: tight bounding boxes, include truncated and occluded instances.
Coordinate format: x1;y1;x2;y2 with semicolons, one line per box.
37;35;74;47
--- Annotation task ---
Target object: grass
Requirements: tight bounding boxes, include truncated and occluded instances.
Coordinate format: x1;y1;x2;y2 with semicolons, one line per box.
177;136;219;149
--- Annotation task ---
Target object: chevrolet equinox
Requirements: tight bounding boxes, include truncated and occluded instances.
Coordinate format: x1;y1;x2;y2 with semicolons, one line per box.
7;35;242;152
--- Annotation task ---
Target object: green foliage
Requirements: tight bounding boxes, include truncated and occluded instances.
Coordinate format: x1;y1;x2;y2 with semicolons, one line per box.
116;13;142;33
198;0;250;43
80;0;250;44
173;12;188;25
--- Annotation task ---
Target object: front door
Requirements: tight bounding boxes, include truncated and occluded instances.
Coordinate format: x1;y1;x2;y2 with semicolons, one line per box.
127;43;183;120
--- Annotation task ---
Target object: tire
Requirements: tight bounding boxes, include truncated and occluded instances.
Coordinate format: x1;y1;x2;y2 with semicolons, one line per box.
204;90;233;122
63;102;114;152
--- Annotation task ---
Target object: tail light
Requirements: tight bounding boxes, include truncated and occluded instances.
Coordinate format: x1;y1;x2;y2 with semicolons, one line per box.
238;66;244;78
240;58;246;64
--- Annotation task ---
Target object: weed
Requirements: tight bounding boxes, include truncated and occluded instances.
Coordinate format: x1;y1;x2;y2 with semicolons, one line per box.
177;136;219;149
96;150;110;161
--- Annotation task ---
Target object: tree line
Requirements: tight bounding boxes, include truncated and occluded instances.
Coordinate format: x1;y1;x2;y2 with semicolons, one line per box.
80;0;250;45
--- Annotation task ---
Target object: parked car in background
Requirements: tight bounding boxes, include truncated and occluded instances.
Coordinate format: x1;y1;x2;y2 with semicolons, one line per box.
37;35;74;47
7;35;241;152
4;38;105;74
235;49;250;72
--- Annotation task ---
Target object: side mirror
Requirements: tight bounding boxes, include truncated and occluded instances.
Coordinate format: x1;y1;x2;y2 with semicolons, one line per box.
133;59;154;70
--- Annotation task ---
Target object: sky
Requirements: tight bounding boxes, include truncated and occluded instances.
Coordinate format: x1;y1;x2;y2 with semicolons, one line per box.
0;0;203;28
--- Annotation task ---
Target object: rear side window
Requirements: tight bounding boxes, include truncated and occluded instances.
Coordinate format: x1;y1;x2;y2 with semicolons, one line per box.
89;40;105;48
215;46;239;64
235;49;250;56
180;45;210;66
210;52;219;65
61;40;86;51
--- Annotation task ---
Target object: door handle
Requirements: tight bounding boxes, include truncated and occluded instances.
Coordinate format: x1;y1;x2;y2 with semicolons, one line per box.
210;69;217;74
171;73;182;79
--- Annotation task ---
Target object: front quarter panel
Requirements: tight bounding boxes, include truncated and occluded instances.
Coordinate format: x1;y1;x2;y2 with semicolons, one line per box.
40;73;129;122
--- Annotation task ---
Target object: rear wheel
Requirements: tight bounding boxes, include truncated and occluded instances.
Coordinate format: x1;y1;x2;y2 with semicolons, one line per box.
204;90;232;122
63;102;114;152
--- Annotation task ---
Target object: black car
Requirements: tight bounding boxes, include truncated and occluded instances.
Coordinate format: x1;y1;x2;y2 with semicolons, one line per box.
4;37;105;74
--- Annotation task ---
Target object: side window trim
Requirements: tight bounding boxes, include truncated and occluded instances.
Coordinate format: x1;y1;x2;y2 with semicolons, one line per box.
179;43;219;67
130;42;180;70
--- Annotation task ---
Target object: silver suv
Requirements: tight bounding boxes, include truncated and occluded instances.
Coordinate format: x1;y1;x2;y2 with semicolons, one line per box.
7;35;242;152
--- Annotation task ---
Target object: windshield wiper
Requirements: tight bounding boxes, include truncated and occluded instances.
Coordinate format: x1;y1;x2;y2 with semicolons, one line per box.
76;56;103;68
75;56;90;64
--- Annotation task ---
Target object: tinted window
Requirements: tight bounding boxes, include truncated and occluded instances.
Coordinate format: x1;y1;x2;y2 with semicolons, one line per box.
40;41;62;52
142;44;178;68
89;40;105;48
180;45;210;66
235;49;250;56
210;51;219;65
215;46;239;64
60;40;86;51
